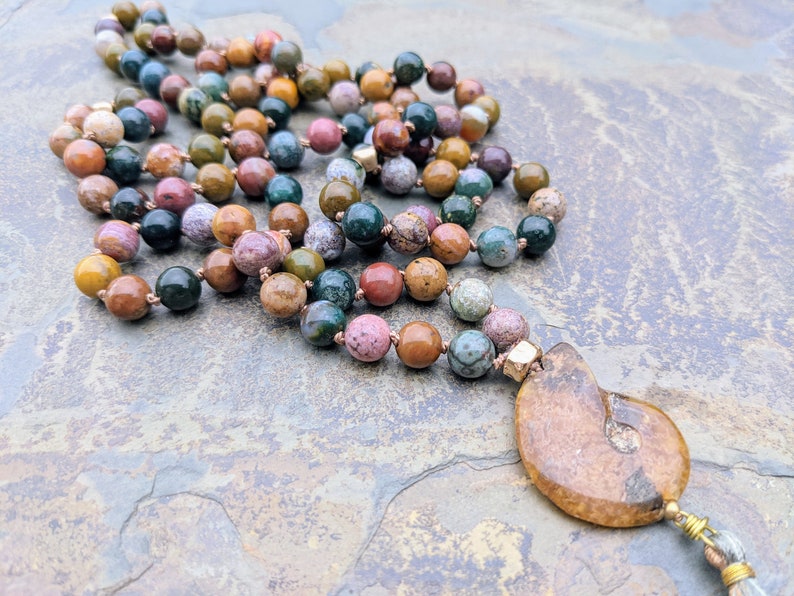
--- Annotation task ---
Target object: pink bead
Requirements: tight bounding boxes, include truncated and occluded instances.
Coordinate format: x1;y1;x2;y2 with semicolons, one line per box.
306;117;342;155
232;231;283;276
345;314;392;362
135;99;169;135
94;220;140;263
328;80;362;116
153;177;195;215
236;156;276;197
434;104;462;139
406;204;438;235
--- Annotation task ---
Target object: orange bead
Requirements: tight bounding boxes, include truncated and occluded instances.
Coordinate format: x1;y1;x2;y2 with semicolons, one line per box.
212;204;256;246
201;247;247;293
421;159;458;199
267;77;300;109
429;223;471;265
101;274;152;320
454;78;484;108
269;203;309;243
359;68;394;102
63;139;107;178
74;254;122;297
395;321;444;369
226;37;256;68
403;257;448;302
232;107;269;138
435;137;471;169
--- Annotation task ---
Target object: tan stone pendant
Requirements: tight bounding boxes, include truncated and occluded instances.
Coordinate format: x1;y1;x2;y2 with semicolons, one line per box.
514;342;690;528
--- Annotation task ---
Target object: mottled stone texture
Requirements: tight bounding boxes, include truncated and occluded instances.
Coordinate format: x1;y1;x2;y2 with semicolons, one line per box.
1;1;793;594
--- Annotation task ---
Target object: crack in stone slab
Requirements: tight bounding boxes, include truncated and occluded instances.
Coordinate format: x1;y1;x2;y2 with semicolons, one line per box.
102;562;154;596
0;0;27;31
692;457;794;480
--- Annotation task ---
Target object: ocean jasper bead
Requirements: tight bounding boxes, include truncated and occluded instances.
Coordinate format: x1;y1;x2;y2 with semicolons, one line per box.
102;274;152;320
200;102;234;137
454;79;485;107
77;175;118;215
421;159;458;199
482;308;530;353
448;330;496;379
283;248;325;282
455;167;493;200
202;248;246;293
229;74;261;108
269;202;309;242
341;113;368;148
145;143;185;178
439;195;477;229
176;25;205;55
514;162;550;198
393;51;424;85
404;136;434;166
212;204;255;246
341;202;385;248
104;145;143;185
153;176;195;215
49;123;82;158
181;203;218;246
74;254;122;297
119;49;149;81
434;105;462;139
307;118;343;155
372;119;410;157
82;110;124;148
355;61;380;84
390;86;420;110
381;155;418;195
387;211;428;255
254;29;282;62
109;187;146;221
395;321;443;369
403;257;448;302
260;272;306;317
156;266;202;311
429;223;471;265
188;133;225;168
528;187;567;224
64;139;106;178
300;300;346;347
406;204;438;235
326;157;366;190
135;99;167;135
115;87;147;111
449;278;493;322
359;68;394;102
427;61;456;92
94;220;140;262
227;37;256;69
266;230;292;258
195;49;228;75
232;231;283;277
303;220;346;261
232;108;269;138
266;77;299;109
477;146;513;184
328;80;362;116
258;96;292;130
402;101;437;139
345;314;392;362
268;131;305;170
237;157;276;198
196;163;236;203
436;137;471;170
459;105;490;143
150;24;177;55
319;180;360;219
198;71;229;102
477;226;518;268
323;58;350;83
228;130;265;164
159;74;190;109
472;95;500;127
311;269;356;311
138;60;170;98
271;40;302;75
266;174;303;206
517;215;556;256
359;262;403;306
368;101;400;124
140;208;181;250
177;87;211;124
112;2;139;30
297;66;331;102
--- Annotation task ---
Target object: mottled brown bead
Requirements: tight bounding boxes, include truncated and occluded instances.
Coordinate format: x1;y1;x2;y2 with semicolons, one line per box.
94;220;140;262
235;156;275;197
202;247;247;293
145;143;186;178
454;78;485;108
212;204;256;246
372;119;410;157
429;223;471;265
228;129;266;164
63;139;107;178
176;25;205;56
387;212;428;255
266;77;299;109
150;24;177;55
260;272;307;318
269;202;309;242
528;187;567;224
253;30;282;62
368;101;401;125
318;180;360;219
159;74;191;108
196;163;236;203
195;49;228;75
228;74;261;108
102;274;151;320
435;137;471;170
395;321;443;369
427;61;457;92
199;102;234;138
297;67;331;102
390;86;420;110
226;37;256;68
232;108;269;138
359;68;394;102
111;1;139;30
403;257;448;302
77;175;118;215
49;124;82;158
65;104;93;129
421;159;458;199
459;105;489;143
322;59;350;83
513;162;550;199
472;95;500;127
133;22;156;55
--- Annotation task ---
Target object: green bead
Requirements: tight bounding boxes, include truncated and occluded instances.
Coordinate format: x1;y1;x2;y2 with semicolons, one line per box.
178;87;211;124
198;71;229;102
283;248;325;282
114;86;147;110
140;208;181;250
138;60;170;97
155;266;202;311
299;300;346;347
447;330;496;379
311;269;356;311
402;101;437;139
200;102;235;137
267;131;304;170
341;202;385;247
297;67;331;102
516;215;556;256
439;195;477;229
449;278;493;322
355;61;380;84
476;226;518;268
188;133;226;168
393;51;425;85
266;174;303;206
455;167;493;200
258;96;292;130
109;187;146;222
341;113;368;148
271;41;303;75
105;145;143;185
119;49;149;82
117;106;151;142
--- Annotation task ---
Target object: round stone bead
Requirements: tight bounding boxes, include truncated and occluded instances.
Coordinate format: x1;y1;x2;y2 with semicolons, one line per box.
199;103;234;137
63;139;107;178
304;220;346;261
390;86;420;110
181;203;218;246
140;8;167;25
82;110;124;148
196;163;236;203
266;230;292;258
459;104;489;143
345;314;392;362
78;175;118;215
253;29;282;62
341;113;368;148
341;202;385;248
236;156;276;198
159;74;190;108
395;321;443;369
112;1;139;29
140;208;181;250
516;215;556;256
387;211;428;255
258;96;292;130
427;61;456;92
306;117;343;155
472;95;500;127
513;162;550;198
381;155;418;195
114;87;147;110
429;223;471;265
177;87;211;124
266;174;303;206
271;40;302;75
74;254;122;297
455;167;493;200
232;231;283;277
406;204;438;236
232;108;269;137
449;278;493;322
156;266;202;311
528;187;567;224
328;80;362;116
454;79;485;107
94;220;140;262
138;60;170;98
434;105;462;139
482;308;530;353
372;119;410;157
212;204;256;246
421;159;458;199
436;137;471;170
355;61;381;84
477;226;518;268
260;272;307;317
311;269;356;311
198;71;229;102
65;103;94;129
145;143;185;178
227;130;266;164
322;58;350;83
153;176;195;214
194;49;227;75
135;98;168;134
269;202;309;242
266;77;299;110
119;49;149;82
227;37;256;69
96;29;124;61
447;330;496;379
187;133;225;168
439;195;477;229
108;186;146;221
105;145;143;185
368;101;400;124
283;248;325;282
359;262;403;306
176;25;205;55
268;131;305;170
49;123;82;158
300;300;346;347
393;51;424;85
297;66;331;102
202;247;247;293
133;22;157;54
359;68;394;102
403;257;448;302
150;24;177;55
102;274;152;320
477;146;513;184
402;101;437;139
326;157;366;190
319;180;360;219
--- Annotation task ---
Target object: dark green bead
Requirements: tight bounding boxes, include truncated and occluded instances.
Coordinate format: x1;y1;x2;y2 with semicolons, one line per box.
341;202;385;247
516;214;556;256
341;113;368;148
156;266;202;311
117;106;151;143
140;208;181;250
439;195;477;229
104;145;143;185
355;61;380;84
258;96;292;130
266;174;303;206
447;330;495;379
140;8;168;25
119;49;150;82
271;41;303;75
114;87;146;110
311;269;356;311
393;51;425;85
267;131;304;170
402;101;437;139
299;300;346;347
198;71;229;102
138;60;170;97
188;133;226;168
476;226;517;268
177;87;211;124
455;167;493;199
109;187;147;222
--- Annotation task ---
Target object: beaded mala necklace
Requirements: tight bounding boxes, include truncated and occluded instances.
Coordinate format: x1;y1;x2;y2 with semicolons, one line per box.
49;2;765;593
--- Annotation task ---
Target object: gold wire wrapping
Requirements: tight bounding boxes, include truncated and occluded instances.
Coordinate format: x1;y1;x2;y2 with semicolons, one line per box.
674;511;717;547
721;562;757;587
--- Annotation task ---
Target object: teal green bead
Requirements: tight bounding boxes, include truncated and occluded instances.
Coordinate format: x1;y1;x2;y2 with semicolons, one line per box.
271;41;303;75
198;71;229;102
188;133;226;168
177;87;211;124
516;214;556;256
299;300;346;347
117;106;151;143
455;167;493;200
393;51;425;85
476;226;518;268
341;113;368;148
402;101;437;139
341;202;385;247
439;195;477;229
267;131;305;170
311;269;356;311
258;96;292;130
266;174;303;206
104;145;143;185
138;60;170;97
155;265;202;311
119;49;149;82
447;330;496;379
449;278;493;322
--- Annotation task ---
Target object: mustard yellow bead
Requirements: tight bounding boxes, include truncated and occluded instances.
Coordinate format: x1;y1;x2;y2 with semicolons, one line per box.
359;69;394;103
435;137;471;170
322;59;351;84
74;254;122;297
267;77;300;109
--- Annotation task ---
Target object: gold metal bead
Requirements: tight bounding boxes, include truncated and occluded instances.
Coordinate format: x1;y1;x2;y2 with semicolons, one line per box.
352;145;379;173
502;340;542;382
663;500;680;520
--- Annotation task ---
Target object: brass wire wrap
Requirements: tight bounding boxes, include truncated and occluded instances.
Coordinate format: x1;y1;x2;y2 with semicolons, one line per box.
674;511;717;547
721;562;756;587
